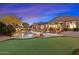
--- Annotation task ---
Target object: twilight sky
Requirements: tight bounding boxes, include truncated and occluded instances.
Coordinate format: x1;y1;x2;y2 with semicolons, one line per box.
0;3;79;25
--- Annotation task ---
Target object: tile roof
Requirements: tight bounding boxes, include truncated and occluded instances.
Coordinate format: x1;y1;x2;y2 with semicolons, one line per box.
50;16;79;23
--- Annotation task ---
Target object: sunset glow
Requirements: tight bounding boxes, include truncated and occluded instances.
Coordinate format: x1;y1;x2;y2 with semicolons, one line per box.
0;3;79;24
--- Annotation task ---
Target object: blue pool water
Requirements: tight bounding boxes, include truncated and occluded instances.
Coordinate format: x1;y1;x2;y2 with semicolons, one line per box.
15;32;34;39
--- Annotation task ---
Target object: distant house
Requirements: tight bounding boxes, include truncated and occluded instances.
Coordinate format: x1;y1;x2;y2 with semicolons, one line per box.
31;16;79;32
31;22;49;32
50;16;79;31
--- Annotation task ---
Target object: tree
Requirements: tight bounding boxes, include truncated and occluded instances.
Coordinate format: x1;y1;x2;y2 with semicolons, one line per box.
2;24;16;36
1;15;22;26
22;23;29;28
0;21;7;35
0;21;16;36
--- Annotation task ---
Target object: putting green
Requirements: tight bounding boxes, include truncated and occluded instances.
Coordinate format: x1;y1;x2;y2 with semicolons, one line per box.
0;37;79;55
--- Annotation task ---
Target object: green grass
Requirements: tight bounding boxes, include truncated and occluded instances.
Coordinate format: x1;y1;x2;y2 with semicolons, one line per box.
0;37;79;55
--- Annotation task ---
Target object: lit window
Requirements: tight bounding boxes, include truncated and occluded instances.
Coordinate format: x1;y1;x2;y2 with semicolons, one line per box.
66;21;77;29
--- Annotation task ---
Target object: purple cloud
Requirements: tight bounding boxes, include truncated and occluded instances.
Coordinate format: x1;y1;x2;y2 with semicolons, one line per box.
0;3;78;24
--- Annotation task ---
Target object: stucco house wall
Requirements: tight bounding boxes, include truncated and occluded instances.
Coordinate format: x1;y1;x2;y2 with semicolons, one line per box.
50;16;79;30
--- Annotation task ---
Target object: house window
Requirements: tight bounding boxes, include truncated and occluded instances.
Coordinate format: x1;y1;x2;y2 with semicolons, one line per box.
51;25;56;28
46;25;48;28
41;25;44;29
66;21;77;29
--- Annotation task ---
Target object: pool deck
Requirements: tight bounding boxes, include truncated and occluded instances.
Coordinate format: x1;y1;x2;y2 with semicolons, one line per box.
0;31;79;41
0;36;13;41
62;31;79;37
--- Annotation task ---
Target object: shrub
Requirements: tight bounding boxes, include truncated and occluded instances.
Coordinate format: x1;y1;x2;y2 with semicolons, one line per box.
0;22;6;35
63;28;68;31
72;49;79;55
73;28;79;31
3;24;16;36
0;22;16;36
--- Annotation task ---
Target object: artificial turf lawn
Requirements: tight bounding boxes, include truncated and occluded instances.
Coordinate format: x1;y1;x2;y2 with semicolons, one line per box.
0;37;79;55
